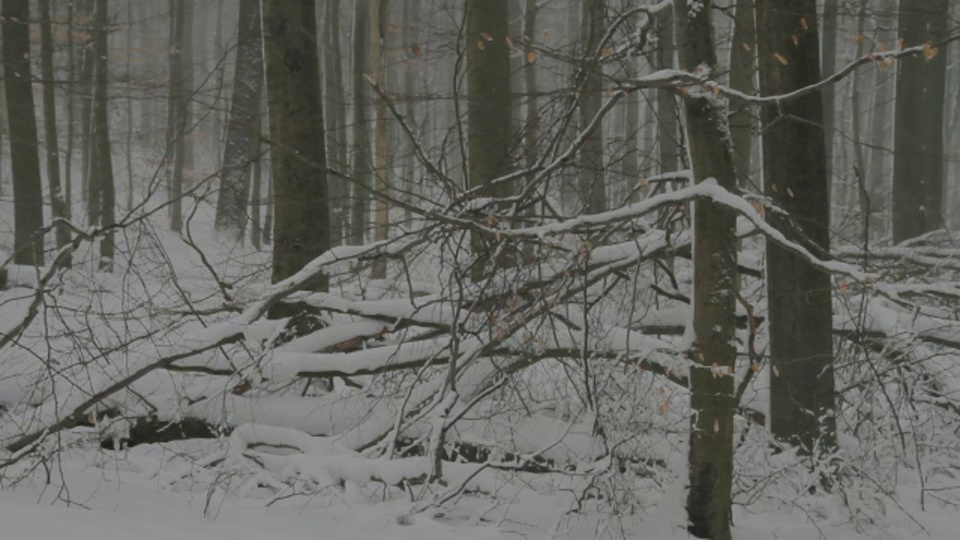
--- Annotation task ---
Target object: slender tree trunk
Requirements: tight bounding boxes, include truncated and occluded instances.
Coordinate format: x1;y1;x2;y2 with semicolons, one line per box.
214;0;263;240
672;2;738;537
324;0;347;246
892;0;949;243
65;0;76;218
78;0;94;210
728;0;756;189
91;0;115;271
656;6;679;176
167;0;186;232
370;0;389;279
39;0;70;251
867;0;896;238
822;0;839;195
621;2;641;203
853;0;869;240
3;0;45;266
250;86;264;250
261;0;329;286
350;0;372;246
578;0;606;214
757;0;836;454
400;0;420;224
126;1;135;211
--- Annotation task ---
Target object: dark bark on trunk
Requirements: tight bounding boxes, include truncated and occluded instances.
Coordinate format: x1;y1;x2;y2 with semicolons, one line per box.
821;0;839;193
892;0;949;243
672;2;738;538
3;0;46;266
866;0;896;239
167;0;186;233
656;7;679;176
214;0;263;240
757;0;836;454
324;0;348;246
466;0;514;281
578;0;606;214
350;0;372;247
91;0;115;271
728;0;756;189
262;0;330;286
370;0;389;279
39;0;70;252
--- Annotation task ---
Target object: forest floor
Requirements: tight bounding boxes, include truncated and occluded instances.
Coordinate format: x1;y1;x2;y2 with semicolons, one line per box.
0;444;954;540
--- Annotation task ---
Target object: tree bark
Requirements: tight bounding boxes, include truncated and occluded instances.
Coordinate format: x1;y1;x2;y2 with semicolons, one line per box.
756;0;836;454
672;2;738;538
324;0;348;246
821;0;839;194
728;0;756;189
370;0;389;279
261;0;330;286
656;6;679;177
214;0;263;240
466;0;514;281
350;0;372;247
578;0;606;214
892;0;949;243
39;0;71;252
3;0;45;266
167;0;186;233
91;0;115;271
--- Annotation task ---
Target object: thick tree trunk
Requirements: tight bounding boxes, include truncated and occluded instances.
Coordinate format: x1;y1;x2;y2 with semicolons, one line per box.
91;0;115;271
672;2;739;538
350;0;372;247
214;0;263;240
39;0;70;252
757;0;836;455
370;0;389;279
466;0;514;281
728;0;756;189
261;0;330;286
892;0;949;243
578;0;606;214
3;0;46;266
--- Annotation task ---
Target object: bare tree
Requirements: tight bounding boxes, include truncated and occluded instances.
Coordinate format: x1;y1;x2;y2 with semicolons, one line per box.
578;0;606;214
39;0;71;253
350;0;372;247
90;0;116;271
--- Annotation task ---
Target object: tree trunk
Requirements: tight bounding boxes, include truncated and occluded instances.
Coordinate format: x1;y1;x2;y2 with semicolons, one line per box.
91;0;115;271
78;0;94;211
214;0;263;240
324;0;348;246
728;0;756;189
466;0;514;281
656;6;679;176
65;0;76;218
3;0;46;266
866;0;896;240
892;0;949;243
39;0;70;252
261;0;330;286
673;1;739;537
757;0;836;454
167;0;186;233
821;0;839;195
370;0;389;279
350;0;372;247
578;0;606;214
126;1;135;211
